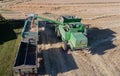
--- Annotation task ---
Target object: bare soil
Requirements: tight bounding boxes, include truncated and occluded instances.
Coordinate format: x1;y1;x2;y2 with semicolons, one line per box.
0;0;120;76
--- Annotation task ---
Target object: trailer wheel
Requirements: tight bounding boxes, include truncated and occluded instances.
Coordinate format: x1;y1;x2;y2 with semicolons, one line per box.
62;42;68;51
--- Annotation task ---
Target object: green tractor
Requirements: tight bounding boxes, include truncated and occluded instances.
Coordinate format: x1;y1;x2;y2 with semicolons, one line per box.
36;15;89;51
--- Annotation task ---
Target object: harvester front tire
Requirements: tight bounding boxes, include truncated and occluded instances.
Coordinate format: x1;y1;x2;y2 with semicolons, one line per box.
57;30;60;37
55;29;61;38
62;42;68;51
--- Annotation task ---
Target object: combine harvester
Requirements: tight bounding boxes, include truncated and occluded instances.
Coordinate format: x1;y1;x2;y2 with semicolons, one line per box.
36;15;89;52
13;14;38;76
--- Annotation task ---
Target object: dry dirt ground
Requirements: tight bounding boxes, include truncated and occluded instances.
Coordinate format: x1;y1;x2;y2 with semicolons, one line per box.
0;0;120;76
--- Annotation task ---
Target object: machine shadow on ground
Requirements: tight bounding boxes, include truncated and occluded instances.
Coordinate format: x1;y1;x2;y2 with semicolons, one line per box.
0;19;24;44
87;27;116;55
37;48;78;76
8;19;25;29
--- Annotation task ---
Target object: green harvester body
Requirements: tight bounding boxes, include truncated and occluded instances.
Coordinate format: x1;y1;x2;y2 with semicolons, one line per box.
36;15;88;50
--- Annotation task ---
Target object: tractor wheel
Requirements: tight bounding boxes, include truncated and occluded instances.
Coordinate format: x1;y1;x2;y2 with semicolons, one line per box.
62;41;68;51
